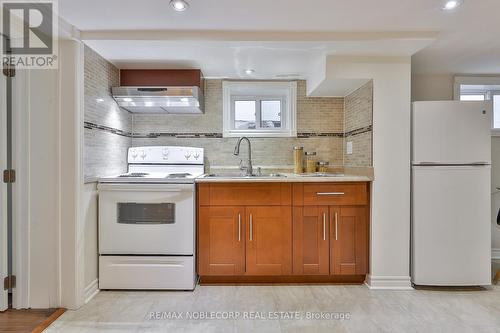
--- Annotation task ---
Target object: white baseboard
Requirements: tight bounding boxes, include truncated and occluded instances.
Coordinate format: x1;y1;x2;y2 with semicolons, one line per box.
84;279;99;304
365;275;413;290
492;248;500;260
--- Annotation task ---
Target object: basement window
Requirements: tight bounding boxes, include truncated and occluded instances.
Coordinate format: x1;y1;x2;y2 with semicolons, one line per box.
455;76;500;135
223;81;297;137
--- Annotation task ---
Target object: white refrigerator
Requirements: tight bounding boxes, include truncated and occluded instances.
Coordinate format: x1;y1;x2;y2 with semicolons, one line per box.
411;101;492;286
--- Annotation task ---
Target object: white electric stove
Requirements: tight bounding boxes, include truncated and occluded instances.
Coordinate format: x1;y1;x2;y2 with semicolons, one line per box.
98;146;204;290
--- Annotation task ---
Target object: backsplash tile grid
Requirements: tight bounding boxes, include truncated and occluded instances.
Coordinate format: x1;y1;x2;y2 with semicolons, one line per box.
84;45;132;178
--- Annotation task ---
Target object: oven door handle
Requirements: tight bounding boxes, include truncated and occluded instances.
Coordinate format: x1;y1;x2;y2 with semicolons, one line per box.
98;183;193;192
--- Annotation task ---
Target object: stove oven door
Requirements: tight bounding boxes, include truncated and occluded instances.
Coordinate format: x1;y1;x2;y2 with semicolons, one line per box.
98;183;195;255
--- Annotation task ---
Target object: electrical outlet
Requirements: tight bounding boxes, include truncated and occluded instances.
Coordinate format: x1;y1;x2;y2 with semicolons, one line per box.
346;141;353;155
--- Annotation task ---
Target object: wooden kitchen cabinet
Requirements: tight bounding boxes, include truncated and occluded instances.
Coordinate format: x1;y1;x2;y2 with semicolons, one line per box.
330;206;368;275
198;205;292;276
292;206;330;275
197;182;369;283
246;206;292;275
198;183;292;277
198;206;245;275
293;205;368;276
292;183;369;277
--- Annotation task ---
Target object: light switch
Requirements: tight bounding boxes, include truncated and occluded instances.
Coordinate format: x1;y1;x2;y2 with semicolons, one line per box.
346;141;353;155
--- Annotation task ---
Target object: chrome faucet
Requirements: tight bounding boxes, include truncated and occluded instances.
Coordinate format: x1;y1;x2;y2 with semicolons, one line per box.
233;137;253;176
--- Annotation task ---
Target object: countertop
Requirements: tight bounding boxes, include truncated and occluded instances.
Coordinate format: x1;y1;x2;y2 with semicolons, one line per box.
195;173;372;183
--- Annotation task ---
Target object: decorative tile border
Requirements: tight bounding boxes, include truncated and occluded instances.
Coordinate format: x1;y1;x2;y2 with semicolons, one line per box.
344;125;373;138
84;122;372;139
132;132;223;139
297;132;344;138
84;122;132;137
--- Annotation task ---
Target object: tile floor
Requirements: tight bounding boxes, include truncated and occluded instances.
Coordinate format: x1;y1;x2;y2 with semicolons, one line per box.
46;263;500;333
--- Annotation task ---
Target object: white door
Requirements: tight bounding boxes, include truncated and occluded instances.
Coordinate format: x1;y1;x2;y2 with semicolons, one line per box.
412;165;491;285
0;62;8;311
412;101;492;164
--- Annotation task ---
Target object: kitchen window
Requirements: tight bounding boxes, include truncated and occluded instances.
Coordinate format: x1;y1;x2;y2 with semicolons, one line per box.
223;81;297;137
455;76;500;135
460;94;486;101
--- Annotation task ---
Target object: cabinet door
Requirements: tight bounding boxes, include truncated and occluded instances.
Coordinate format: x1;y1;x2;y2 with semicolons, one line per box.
198;206;245;275
330;207;367;275
246;206;292;275
292;206;329;275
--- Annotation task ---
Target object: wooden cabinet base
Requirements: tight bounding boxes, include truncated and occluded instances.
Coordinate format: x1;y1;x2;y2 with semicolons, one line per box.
198;275;366;285
197;182;370;285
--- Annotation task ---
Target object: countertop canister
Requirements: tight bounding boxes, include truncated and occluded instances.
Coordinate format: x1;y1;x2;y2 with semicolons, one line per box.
293;146;304;174
305;151;317;173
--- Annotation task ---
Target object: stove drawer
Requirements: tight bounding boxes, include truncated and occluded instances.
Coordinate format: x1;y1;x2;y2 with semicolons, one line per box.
99;256;195;290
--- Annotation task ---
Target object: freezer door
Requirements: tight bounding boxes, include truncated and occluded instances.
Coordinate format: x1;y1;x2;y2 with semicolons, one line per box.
411;165;491;286
412;101;491;164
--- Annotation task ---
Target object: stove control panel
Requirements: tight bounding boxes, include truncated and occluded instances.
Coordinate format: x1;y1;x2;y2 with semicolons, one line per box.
128;146;204;165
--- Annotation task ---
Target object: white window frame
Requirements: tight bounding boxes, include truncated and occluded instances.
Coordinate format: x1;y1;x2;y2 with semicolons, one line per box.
454;76;500;136
223;81;297;138
491;91;500;135
459;93;486;101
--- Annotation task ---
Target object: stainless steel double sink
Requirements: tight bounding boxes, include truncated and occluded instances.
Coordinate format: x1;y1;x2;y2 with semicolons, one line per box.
201;172;344;179
203;173;287;179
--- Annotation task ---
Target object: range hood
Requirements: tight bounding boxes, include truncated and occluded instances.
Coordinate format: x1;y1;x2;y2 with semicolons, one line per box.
111;86;204;114
112;69;204;114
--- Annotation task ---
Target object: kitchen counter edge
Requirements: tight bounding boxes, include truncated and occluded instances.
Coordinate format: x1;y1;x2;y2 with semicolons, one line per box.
195;174;372;183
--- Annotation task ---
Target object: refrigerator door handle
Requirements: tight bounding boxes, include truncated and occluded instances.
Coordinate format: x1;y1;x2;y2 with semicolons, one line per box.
414;162;491;166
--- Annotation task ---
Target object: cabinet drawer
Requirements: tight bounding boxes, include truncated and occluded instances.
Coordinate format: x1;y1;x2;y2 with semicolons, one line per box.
199;183;291;206
302;183;368;206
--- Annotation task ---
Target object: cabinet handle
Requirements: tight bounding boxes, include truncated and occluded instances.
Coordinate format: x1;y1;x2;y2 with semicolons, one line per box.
335;212;338;241
238;213;241;242
323;212;326;241
317;192;345;196
249;213;253;241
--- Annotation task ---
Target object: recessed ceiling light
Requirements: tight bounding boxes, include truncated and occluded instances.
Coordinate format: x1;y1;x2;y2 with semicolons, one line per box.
442;0;462;10
170;0;189;11
245;69;255;75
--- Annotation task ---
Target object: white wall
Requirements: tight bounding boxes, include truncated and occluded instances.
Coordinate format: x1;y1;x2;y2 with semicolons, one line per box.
411;73;500;257
411;74;454;101
319;56;413;288
83;182;98;302
59;39;86;309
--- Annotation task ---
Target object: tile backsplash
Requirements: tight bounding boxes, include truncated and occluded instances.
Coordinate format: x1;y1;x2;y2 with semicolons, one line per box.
131;80;345;169
84;46;131;179
84;50;373;178
344;81;373;167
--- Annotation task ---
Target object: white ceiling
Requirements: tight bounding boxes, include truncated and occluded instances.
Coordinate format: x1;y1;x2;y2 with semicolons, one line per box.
59;0;500;75
84;39;432;79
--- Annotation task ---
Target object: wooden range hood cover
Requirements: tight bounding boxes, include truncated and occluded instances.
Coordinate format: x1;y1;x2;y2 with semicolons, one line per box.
120;69;204;88
113;69;205;114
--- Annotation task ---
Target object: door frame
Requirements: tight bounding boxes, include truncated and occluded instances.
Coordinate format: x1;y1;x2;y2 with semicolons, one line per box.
10;69;30;309
0;33;30;310
0;54;8;312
